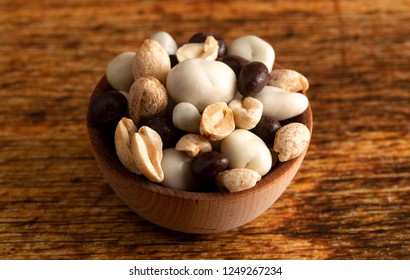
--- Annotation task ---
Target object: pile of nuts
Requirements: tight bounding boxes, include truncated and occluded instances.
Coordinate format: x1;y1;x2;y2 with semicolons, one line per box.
89;31;311;193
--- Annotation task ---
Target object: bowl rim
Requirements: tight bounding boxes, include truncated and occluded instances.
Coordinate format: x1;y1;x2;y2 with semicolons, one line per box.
87;73;313;202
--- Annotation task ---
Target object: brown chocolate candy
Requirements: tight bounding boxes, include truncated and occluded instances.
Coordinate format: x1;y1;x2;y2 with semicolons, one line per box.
88;91;128;127
140;116;184;149
251;116;282;147
191;151;229;184
238;61;269;97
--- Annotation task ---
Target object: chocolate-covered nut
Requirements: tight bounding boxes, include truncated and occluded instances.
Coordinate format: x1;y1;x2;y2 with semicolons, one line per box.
189;32;212;43
191;151;229;184
88;91;128;126
214;35;227;57
221;55;250;78
189;32;227;57
169;54;179;68
238;61;269;97
251;116;281;146
140;116;184;149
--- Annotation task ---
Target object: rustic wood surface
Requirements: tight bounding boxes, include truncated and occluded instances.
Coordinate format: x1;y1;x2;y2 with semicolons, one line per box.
0;0;409;259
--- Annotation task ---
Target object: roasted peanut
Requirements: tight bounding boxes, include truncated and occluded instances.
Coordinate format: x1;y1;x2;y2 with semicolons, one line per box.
189;32;227;57
132;39;170;84
176;36;219;62
267;69;309;93
114;117;141;174
228;97;263;130
131;126;164;183
128;77;168;126
175;134;212;157
200;102;235;141
274;122;310;162
215;168;261;193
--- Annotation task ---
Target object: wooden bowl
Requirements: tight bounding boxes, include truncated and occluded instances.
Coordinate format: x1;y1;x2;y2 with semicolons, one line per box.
87;73;313;234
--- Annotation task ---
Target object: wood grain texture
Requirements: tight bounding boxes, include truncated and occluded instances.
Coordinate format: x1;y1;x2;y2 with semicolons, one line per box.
0;0;409;259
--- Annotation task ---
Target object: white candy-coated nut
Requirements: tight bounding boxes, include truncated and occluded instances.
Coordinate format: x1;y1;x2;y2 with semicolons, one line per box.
228;35;275;72
128;77;168;126
106;51;135;92
131;126;164;183
176;36;219;62
228;97;263;130
172;102;201;133
132;39;170;84
268;69;309;93
161;148;198;191
215;168;261;193
166;58;237;112
220;129;272;176
175;134;212;157
114;117;141;174
150;31;178;55
253;86;309;121
274;122;310;162
200;102;235;141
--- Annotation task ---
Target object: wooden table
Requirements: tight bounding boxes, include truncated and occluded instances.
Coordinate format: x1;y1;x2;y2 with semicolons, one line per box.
0;0;409;260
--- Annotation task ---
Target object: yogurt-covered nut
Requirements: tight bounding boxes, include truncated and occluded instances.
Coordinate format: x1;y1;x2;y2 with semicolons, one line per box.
268;69;309;93
220;129;272;176
253;86;309;121
176;36;219;62
172;102;201;133
131;126;164;183
150;31;178;55
228;97;263;130
175;134;212;157
166;58;237;112
200;102;235;141
215;168;261;193
274;122;310;162
114;117;141;174
132;39;170;84
128;77;168;126
106;51;135;92
161;148;198;191
228;35;275;72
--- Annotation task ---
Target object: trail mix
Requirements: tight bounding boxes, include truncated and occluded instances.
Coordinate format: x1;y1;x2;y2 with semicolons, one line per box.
89;31;311;193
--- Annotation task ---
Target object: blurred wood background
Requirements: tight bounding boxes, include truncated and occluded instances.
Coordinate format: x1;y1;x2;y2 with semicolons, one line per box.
0;0;409;259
